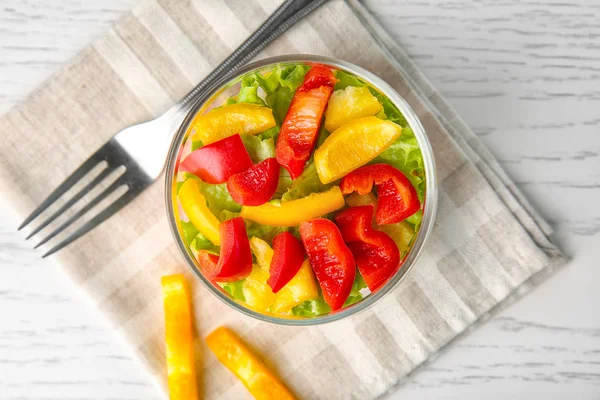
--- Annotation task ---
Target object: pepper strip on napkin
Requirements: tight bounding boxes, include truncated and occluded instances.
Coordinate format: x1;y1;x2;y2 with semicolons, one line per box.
206;327;296;400
162;274;198;400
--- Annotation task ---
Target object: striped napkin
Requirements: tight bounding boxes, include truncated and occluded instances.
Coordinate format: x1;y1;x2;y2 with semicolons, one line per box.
0;0;567;398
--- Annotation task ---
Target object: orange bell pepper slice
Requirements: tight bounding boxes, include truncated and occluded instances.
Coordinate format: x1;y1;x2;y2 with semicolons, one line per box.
206;327;296;400
162;274;198;400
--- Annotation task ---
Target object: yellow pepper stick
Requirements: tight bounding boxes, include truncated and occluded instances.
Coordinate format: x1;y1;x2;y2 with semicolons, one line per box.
178;178;221;246
240;186;345;227
162;274;198;400
206;327;296;400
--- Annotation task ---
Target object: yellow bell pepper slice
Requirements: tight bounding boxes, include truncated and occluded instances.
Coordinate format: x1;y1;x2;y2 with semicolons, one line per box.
314;117;402;184
250;236;274;269
324;86;382;132
191;103;276;145
178;179;220;246
243;237;276;312
246;237;318;313
206;327;296;400
379;221;414;255
269;260;318;313
240;186;345;227
345;192;378;208
161;274;198;400
243;264;275;312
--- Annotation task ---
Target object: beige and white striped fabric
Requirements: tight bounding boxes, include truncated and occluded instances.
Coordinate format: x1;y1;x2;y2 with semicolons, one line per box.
0;0;567;398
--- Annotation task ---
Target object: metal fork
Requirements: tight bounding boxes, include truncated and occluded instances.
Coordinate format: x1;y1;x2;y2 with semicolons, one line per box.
19;0;330;257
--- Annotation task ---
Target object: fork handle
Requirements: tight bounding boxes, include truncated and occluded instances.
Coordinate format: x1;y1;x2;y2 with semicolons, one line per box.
162;0;330;125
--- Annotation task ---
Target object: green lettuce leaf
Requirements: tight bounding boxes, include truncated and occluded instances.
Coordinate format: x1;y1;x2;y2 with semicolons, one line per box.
275;168;293;198
406;210;423;231
315;125;331;150
265;87;294;125
240;134;275;163
249;65;310;124
334;69;365;90
280;65;311;90
181;221;199;248
237;75;266;106
245;220;289;244
220;280;246;302
190;231;219;254
220;210;240;221
292;296;331;317
231;65;309;126
291;271;369;316
255;64;310;93
196;180;242;218
344;271;369;307
258;126;279;141
281;162;333;202
368;87;408;127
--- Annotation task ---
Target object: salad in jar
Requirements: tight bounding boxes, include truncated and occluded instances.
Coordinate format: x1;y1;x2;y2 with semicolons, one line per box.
173;61;426;318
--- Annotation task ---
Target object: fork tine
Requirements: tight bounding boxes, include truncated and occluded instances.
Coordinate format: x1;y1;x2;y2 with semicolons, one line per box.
25;167;114;240
42;188;138;258
18;152;106;231
33;177;127;250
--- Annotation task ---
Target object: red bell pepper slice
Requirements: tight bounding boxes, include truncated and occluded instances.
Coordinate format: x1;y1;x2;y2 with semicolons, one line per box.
299;219;355;310
267;231;306;293
180;134;253;184
299;65;338;92
335;205;400;291
196;251;220;278
197;217;252;282
340;164;420;225
226;158;280;206
276;66;337;179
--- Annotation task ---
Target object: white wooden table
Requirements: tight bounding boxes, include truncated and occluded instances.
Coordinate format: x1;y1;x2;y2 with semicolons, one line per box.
1;0;599;399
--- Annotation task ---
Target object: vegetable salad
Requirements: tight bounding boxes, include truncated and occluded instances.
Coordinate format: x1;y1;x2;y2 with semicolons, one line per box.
174;62;425;317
